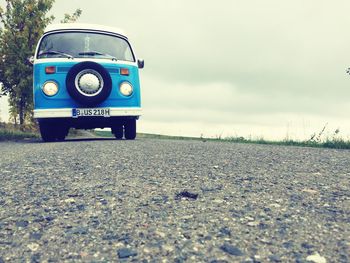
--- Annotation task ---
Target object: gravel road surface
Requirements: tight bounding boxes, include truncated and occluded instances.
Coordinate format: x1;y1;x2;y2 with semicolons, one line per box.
0;138;349;262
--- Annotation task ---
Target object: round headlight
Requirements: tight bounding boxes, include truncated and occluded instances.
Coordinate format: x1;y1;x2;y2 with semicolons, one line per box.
42;81;58;96
119;82;133;96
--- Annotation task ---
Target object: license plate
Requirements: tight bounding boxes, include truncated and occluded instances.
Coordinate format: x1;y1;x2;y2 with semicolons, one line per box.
72;108;110;118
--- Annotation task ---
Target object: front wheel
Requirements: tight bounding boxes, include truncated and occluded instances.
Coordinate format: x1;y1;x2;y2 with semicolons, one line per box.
39;120;57;142
124;119;136;140
112;125;123;140
56;126;69;141
39;119;69;142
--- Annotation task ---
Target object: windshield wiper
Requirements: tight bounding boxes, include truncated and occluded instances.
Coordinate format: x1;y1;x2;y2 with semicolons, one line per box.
38;50;74;59
78;51;117;61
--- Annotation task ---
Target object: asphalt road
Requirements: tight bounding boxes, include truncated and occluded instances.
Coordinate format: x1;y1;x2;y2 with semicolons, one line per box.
0;138;349;262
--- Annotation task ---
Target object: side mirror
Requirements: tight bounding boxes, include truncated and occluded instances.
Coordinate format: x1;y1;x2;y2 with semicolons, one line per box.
27;56;34;66
138;59;144;69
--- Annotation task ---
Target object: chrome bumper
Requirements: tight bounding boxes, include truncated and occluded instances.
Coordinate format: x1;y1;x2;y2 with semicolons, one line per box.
34;107;142;118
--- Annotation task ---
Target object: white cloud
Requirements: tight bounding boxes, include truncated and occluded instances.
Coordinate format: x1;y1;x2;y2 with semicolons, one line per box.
140;75;350;140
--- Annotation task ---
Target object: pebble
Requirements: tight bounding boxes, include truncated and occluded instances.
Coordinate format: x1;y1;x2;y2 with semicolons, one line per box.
117;248;137;259
64;198;76;203
155;231;166;238
220;243;244;256
30;253;40;263
269;255;282;262
27;243;40;252
162;244;174;253
76;204;86;211
306;253;327;263
302;188;319;194
270;203;281;208
254;255;262;261
181;215;193;220
16;220;29;227
29;232;42;240
175;191;199;200
70;227;88;235
301;242;314;250
219;227;231;236
247;221;260;227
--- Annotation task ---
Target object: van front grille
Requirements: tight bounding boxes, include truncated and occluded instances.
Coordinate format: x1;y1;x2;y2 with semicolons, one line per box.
56;66;119;74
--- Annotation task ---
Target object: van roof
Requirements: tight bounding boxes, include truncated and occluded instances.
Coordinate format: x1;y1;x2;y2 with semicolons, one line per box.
44;23;127;38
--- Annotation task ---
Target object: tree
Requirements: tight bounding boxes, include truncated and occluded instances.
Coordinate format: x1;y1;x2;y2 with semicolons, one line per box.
61;8;82;23
0;0;81;128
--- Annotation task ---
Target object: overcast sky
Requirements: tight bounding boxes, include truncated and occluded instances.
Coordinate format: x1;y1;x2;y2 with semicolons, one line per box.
1;0;350;140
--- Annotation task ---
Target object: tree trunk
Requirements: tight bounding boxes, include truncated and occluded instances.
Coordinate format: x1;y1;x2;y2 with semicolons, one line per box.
19;99;25;130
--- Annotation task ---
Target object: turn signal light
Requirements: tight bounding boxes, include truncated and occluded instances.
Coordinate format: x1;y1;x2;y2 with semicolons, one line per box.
120;68;129;76
45;66;56;74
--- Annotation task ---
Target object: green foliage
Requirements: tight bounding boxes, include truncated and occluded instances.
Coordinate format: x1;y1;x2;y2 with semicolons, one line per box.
93;130;350;150
61;8;82;23
93;130;113;137
0;121;39;140
0;129;38;140
0;0;55;127
0;0;81;128
134;132;350;150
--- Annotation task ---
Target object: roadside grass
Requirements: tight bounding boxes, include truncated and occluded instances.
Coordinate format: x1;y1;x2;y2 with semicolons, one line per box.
67;128;95;137
93;129;114;138
93;130;350;150
224;137;350;150
0;124;94;141
1;123;349;150
0;122;39;141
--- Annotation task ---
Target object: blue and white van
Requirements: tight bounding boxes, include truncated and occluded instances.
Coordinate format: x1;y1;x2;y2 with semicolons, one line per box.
32;23;143;141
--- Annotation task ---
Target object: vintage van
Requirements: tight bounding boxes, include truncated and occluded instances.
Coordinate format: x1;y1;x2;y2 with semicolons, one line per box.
32;23;143;142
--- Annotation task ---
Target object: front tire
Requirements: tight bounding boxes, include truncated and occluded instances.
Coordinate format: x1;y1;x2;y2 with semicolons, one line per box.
112;125;123;139
124;119;136;140
56;126;69;141
39;120;69;142
39;120;57;142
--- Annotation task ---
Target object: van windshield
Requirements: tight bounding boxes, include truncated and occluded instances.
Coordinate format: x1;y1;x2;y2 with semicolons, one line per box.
37;32;135;62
